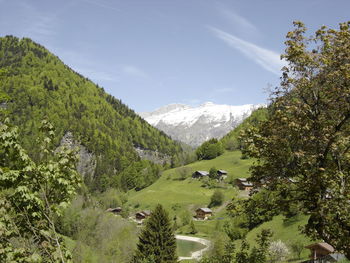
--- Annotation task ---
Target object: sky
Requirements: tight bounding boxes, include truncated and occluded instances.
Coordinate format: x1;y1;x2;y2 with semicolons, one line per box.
0;0;349;112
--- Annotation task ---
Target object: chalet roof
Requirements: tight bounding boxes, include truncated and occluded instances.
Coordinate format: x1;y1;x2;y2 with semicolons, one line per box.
142;210;151;216
106;207;122;213
195;171;209;176
305;242;335;253
241;182;253;187
217;170;228;174
197;208;212;213
237;178;247;182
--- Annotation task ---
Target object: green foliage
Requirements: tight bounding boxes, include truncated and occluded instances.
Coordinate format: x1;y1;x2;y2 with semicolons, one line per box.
59;195;137;263
221;108;267;151
235;239;250;263
290;240;304;259
209;190;224;208
196;139;224;160
0;119;80;262
175;166;193;180
209;167;217;179
241;21;350;257
189;220;198;234
133;204;177;263
0;36;182;192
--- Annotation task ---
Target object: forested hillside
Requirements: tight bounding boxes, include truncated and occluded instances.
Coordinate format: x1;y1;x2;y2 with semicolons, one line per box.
220;107;267;151
0;36;182;191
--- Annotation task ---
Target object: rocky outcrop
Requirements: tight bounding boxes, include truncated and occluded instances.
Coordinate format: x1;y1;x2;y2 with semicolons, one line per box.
59;132;96;179
134;147;171;165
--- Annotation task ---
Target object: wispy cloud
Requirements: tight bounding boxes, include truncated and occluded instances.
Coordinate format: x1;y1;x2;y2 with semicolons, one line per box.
78;0;120;12
17;2;58;42
219;8;257;36
122;65;149;79
209;26;286;75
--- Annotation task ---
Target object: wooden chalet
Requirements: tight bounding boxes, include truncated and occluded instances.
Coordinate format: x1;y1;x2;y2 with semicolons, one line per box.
305;242;335;260
106;207;122;214
192;170;209;178
235;178;253;191
135;210;151;221
217;170;228;180
195;208;213;220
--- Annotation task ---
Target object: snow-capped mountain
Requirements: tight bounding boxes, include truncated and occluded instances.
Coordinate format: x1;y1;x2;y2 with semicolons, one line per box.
140;102;264;147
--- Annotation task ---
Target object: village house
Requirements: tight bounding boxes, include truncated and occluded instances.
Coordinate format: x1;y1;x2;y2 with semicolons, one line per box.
235;178;253;191
192;170;209;179
106;207;122;214
303;242;346;262
195;208;213;220
135;210;151;221
217;170;228;180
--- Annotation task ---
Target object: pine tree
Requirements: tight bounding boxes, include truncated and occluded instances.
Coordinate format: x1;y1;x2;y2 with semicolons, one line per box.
133;204;177;263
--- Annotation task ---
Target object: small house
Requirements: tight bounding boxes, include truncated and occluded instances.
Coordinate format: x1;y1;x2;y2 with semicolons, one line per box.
305;242;335;260
106;207;122;214
195;208;213;220
217;170;228;180
135;210;151;221
192;171;209;178
235;178;253;191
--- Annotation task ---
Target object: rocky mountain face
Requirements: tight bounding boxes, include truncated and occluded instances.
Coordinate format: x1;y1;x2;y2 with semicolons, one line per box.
140;102;264;147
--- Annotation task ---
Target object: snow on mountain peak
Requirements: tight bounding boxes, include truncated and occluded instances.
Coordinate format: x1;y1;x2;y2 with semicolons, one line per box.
139;102;264;147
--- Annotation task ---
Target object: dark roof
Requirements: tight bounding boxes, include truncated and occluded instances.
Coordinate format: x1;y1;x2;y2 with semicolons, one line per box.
241;182;253;187
305;242;335;253
194;171;209;176
196;208;212;213
217;170;228;174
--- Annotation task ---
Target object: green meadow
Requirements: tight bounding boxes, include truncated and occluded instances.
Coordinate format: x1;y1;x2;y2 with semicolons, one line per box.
126;151;311;252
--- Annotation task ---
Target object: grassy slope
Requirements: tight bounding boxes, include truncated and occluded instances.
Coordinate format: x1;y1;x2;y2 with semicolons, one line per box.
127;151;252;213
127;150;314;262
244;214;312;262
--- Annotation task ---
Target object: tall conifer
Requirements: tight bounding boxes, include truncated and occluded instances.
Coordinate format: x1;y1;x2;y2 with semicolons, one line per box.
133;204;177;263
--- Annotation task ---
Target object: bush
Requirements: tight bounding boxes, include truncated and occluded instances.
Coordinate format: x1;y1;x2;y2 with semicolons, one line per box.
269;240;290;263
209;190;224;207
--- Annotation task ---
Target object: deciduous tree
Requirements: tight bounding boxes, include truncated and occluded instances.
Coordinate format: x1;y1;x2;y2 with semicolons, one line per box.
242;21;350;257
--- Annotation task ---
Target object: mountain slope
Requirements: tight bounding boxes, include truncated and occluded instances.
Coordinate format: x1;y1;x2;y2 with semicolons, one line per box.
140;102;263;147
0;35;182;191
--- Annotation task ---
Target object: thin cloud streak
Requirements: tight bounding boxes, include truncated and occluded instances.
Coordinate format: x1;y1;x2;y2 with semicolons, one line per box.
78;0;120;12
219;8;257;35
209;26;286;75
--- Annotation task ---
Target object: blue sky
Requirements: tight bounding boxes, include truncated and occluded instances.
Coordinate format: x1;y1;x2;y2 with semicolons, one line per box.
1;0;349;112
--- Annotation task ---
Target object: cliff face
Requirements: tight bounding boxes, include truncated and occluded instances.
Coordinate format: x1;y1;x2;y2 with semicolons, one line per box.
134;147;171;165
59;132;96;179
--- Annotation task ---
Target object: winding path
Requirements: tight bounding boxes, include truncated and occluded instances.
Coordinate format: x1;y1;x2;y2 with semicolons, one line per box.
176;235;211;261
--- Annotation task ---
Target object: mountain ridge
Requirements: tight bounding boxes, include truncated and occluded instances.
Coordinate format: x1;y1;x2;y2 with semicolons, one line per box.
140;102;264;147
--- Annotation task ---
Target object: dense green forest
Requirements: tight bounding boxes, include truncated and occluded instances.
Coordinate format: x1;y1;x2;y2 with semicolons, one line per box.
0;35;183;191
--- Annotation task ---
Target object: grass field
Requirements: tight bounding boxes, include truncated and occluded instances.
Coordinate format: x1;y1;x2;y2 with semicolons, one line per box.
243;214;312;262
127;151;253;213
126;150;316;262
